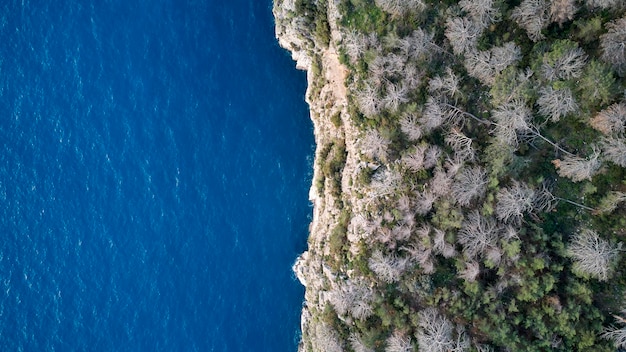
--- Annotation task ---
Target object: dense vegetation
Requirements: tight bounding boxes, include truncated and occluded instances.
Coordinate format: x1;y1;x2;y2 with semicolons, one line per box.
282;0;626;350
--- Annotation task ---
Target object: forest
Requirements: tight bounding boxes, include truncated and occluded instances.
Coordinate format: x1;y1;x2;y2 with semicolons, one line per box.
275;0;626;350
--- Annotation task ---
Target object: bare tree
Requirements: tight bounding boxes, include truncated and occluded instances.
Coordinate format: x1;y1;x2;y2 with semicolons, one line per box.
383;82;410;112
350;334;375;352
465;43;522;85
533;181;597;212
486;246;503;266
475;344;495;352
537;85;578;122
415;190;438;215
311;322;344;352
402;145;427;172
424;145;443;169
491;100;532;148
567;228;622;281
393;223;413;242
375;0;427;17
370;167;403;198
491;42;524;72
429;67;461;100
431;167;453;197
598;191;626;214
400;112;423;141
445;17;481;56
433;227;456;258
601;16;626;74
356;82;382;117
401;225;435;273
422;97;446;131
328;280;375;321
446;127;476;161
511;0;549;42
369;250;408;283
465;51;498;86
444;156;465;176
404;63;423;90
422;97;467;132
458;211;498;258
590;103;626;135
417;308;469;352
459;0;500;29
549;0;577;26
459;260;481;282
385;330;413;352
451;166;488;206
553;147;602;182
601;311;626;349
400;28;436;61
495;181;535;223
602;136;626;167
361;129;390;162
343;30;367;64
585;0;624;10
465;42;522;86
541;46;586;81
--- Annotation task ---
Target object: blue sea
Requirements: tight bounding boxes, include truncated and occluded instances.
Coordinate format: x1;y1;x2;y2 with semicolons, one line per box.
0;1;313;351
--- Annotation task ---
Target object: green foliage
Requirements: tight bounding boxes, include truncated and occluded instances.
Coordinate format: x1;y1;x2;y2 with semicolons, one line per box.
490;66;534;106
339;0;388;35
574;16;603;44
577;60;617;111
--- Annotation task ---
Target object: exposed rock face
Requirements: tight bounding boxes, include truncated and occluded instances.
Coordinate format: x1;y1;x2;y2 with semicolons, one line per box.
273;1;359;350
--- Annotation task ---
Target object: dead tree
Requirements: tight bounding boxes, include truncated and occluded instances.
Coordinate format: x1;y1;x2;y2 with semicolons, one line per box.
511;0;549;42
451;166;488;206
553;147;602;182
402;145;427;172
311;322;344;352
465;42;522;85
585;0;623;11
459;0;500;29
368;250;408;283
590;103;626;136
361;129;390;162
385;330;413;352
428;67;461;100
458;211;498;258
495;181;535;223
567;228;622;281
601;311;626;349
549;0;577;26
445;16;481;56
459;260;481;282
350;334;375;352
356;83;382;117
400;113;423;141
601;16;626;74
375;0;426;17
491;100;533;148
537;86;578;122
541;46;586;81
445;127;476;161
417;308;469;352
601;136;626;167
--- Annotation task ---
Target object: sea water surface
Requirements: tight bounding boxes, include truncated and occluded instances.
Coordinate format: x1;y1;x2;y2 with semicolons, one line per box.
0;0;312;350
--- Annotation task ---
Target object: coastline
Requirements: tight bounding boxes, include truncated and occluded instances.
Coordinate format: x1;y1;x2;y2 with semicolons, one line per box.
274;1;354;349
274;0;626;350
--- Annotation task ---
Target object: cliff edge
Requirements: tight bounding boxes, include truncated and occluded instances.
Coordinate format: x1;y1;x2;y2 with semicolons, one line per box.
275;0;626;351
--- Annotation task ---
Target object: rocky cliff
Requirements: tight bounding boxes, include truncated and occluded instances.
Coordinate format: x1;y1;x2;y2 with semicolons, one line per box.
273;0;626;351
